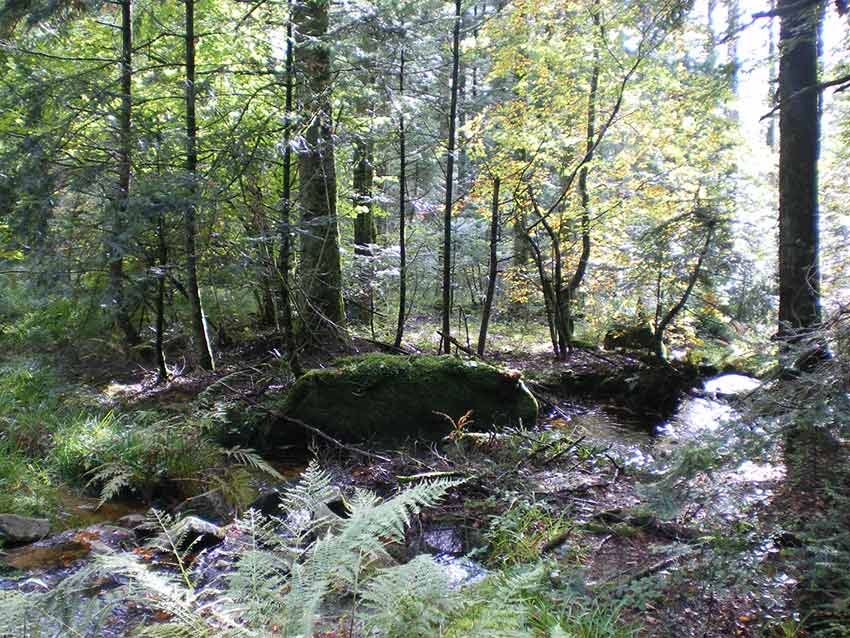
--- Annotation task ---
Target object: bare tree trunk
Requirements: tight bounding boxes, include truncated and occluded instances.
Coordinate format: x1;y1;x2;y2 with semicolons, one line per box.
352;139;376;254
527;231;558;357
727;0;740;94
111;0;141;349
441;0;462;354
184;0;215;370
560;28;600;347
654;223;715;360
707;0;717;48
394;47;407;349
278;0;301;375
767;1;778;148
777;0;822;339
155;210;168;383
294;0;346;345
477;177;500;356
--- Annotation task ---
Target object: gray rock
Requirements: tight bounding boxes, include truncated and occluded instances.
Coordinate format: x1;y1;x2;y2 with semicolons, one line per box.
0;514;50;544
117;513;147;529
153;516;226;553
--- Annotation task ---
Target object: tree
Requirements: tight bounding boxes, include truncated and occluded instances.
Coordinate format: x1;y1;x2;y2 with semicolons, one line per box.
395;46;408;348
184;0;215;370
777;0;823;339
440;0;462;354
294;0;346;345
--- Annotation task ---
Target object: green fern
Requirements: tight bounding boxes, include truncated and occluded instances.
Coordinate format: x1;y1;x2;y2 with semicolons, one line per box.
362;554;461;638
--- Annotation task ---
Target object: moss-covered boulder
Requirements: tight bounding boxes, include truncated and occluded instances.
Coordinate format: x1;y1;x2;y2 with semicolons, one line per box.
278;354;537;442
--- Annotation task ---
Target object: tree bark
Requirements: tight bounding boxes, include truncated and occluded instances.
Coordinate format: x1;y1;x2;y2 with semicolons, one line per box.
184;0;215;370
560;27;600;348
155;210;168;383
278;0;301;375
767;0;777;149
352;139;376;254
477;177;500;356
441;0;462;354
111;0;141;349
294;0;346;345
394;47;407;349
777;0;822;339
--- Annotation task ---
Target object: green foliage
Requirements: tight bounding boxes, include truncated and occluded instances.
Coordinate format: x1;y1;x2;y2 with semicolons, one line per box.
0;441;57;518
362;555;461;637
485;501;571;567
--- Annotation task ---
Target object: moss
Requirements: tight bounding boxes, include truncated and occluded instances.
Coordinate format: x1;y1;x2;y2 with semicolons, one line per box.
259;354;537;443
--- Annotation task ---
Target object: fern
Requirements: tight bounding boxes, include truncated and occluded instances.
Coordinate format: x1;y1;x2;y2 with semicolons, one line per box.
362;554;460;638
4;462;461;638
224;446;285;481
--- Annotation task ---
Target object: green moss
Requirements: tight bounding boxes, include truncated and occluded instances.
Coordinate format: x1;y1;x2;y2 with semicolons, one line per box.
263;354;538;442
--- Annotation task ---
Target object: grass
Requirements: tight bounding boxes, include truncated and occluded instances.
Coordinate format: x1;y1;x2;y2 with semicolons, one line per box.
0;442;58;518
484;501;573;567
0;355;270;522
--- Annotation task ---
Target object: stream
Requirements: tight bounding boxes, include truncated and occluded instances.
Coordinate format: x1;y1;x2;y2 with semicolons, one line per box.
0;374;764;637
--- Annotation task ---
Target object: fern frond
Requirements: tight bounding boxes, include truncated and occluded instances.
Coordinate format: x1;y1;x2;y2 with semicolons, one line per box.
224;446;285;481
363;555;460;638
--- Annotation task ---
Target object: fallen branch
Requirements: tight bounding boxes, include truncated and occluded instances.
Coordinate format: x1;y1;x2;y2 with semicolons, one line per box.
436;331;480;358
396;470;466;483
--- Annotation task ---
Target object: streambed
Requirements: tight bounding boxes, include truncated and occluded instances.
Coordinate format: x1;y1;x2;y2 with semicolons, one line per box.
0;374;767;637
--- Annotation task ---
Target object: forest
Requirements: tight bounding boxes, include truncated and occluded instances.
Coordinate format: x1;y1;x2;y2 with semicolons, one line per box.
0;0;849;635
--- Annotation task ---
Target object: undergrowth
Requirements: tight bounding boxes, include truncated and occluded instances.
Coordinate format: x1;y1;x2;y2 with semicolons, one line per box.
0;461;638;638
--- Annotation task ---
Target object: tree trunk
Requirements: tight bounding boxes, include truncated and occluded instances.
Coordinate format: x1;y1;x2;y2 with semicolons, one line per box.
777;0;822;339
352;139;376;254
767;0;777;149
526;231;558;357
654;223;715;360
111;0;141;349
278;0;301;375
441;0;462;354
184;0;215;370
477;177;500;356
727;0;740;94
560;29;600;347
155;210;168;383
394;47;408;349
512;209;530;267
294;0;346;345
707;0;716;48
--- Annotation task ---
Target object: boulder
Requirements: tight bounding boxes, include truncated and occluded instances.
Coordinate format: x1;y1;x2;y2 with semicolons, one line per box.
152;516;226;553
261;354;538;442
603;323;655;352
0;514;50;544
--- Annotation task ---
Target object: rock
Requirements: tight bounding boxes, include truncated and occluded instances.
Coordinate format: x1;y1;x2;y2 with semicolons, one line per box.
237;354;538;444
173;490;232;524
0;514;50;544
3;541;91;570
152;516;226;553
117;513;147;529
603;323;655;352
248;489;285;517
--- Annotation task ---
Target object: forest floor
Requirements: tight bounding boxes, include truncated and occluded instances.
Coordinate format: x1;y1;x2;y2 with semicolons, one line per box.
0;325;814;637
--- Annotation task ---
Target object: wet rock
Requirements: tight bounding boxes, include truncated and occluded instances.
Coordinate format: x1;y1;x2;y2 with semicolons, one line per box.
3;541;91;570
248;489;285;517
117;513;147;529
421;527;464;555
173;490;232;524
235;354;538;445
153;516;226;553
0;514;50;544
